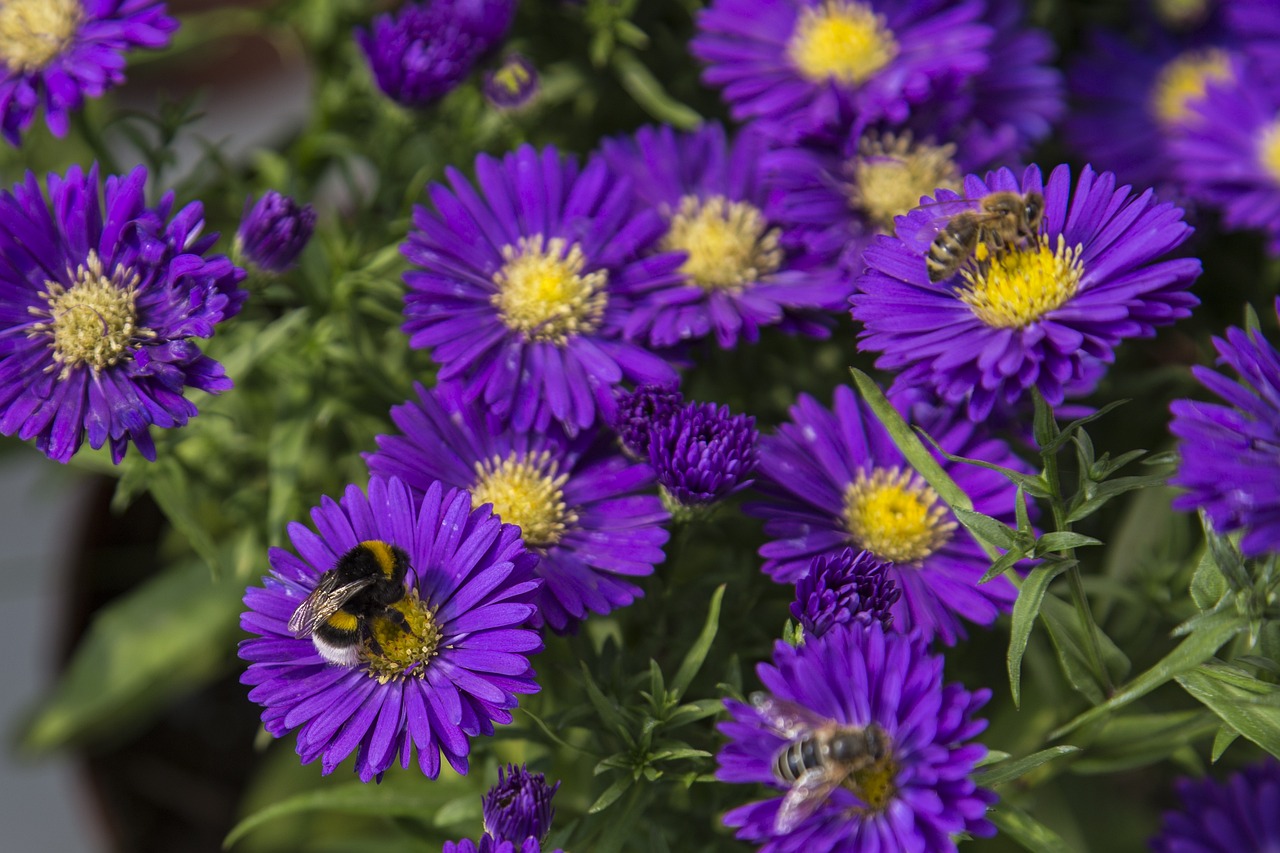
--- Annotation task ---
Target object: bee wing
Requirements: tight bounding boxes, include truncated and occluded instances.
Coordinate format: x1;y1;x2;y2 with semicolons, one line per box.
750;692;832;740
774;766;845;834
287;573;376;638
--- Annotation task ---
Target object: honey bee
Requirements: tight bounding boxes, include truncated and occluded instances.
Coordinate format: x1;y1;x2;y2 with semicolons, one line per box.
750;692;892;833
924;190;1045;283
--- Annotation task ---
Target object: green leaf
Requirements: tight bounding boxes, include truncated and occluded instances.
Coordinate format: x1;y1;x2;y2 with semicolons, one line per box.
1191;545;1228;611
1051;610;1246;739
612;51;702;129
21;559;244;751
1040;595;1130;706
1036;532;1103;554
224;782;451;848
588;776;634;814
974;745;1080;787
1008;562;1072;706
1071;711;1220;774
1178;666;1280;759
1031;386;1060;449
988;803;1076;853
670;584;725;700
1066;473;1173;523
579;662;633;739
1212;724;1241;762
1042;399;1130;455
953;506;1017;550
663;698;724;730
979;545;1032;584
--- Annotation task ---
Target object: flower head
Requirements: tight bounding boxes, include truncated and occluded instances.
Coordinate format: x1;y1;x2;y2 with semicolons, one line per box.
484;53;539;110
0;164;246;463
483;764;560;845
1171;64;1280;254
1227;0;1280;84
238;477;543;781
235;190;316;273
690;0;993;142
791;547;898;639
1149;758;1280;852
745;385;1028;644
716;624;996;851
0;0;177;145
1170;299;1280;556
365;382;669;633
649;400;758;510
444;838;560;853
600;123;845;349
357;0;515;107
401;144;679;434
611;382;684;459
852;164;1202;421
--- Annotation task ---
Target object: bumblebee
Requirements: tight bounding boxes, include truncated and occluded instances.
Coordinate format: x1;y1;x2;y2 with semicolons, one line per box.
751;692;892;833
924;190;1045;283
288;540;413;667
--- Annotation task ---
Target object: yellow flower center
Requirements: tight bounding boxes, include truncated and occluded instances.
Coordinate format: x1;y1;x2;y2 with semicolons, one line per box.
492;61;532;98
842;467;955;563
1150;49;1232;126
492;236;607;343
957;234;1083;329
788;0;898;85
846;755;899;814
360;590;443;684
472;451;577;548
849;133;962;232
661;195;783;292
28;250;155;379
1259;116;1280;186
0;0;80;72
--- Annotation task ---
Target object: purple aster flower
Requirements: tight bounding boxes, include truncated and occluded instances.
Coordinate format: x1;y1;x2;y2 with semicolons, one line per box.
1170;67;1280;254
235;190;316;273
599;123;845;349
401;144;680;434
791;547;898;638
745;385;1027;645
483;763;560;845
1066;28;1241;191
445;839;560;853
852;164;1202;421
483;53;539;110
0;164;245;463
357;0;516;108
716;624;996;851
1150;758;1280;852
364;382;669;633
238;477;543;782
649;400;758;510
0;0;177;146
690;0;993;143
1227;0;1280;84
1169;299;1280;556
611;382;683;459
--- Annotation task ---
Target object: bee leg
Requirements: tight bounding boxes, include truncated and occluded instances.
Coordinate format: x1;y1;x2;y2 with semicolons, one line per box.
361;624;386;658
385;607;420;638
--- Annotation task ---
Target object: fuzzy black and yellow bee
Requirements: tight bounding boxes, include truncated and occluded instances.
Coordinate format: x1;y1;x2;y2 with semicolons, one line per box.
288;540;413;666
924;190;1045;283
751;692;892;833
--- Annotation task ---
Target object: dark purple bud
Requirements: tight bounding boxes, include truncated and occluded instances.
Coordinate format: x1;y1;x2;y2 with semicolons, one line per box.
235;190;315;273
791;548;900;639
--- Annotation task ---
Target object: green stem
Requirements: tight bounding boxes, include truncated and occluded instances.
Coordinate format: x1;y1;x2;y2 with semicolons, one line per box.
1043;438;1115;697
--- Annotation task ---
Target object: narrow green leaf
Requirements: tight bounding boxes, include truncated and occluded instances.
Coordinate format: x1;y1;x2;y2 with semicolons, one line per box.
579;662;632;738
224;782;446;848
1212;724;1241;762
1040;595;1129;705
21;560;243;752
1178;669;1280;759
1071;711;1220;774
663;698;724;729
1190;545;1228;611
670;584;725;700
1036;532;1103;554
979;545;1032;584
612;51;702;129
1042;399;1131;454
953;507;1017;549
1066;473;1173;523
588;776;634;814
1008;562;1072;706
1031;386;1060;449
1051;610;1246;739
988;803;1076;853
974;745;1080;787
918;439;1053;499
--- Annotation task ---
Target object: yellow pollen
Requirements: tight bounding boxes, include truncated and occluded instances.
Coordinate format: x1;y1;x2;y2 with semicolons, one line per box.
846;755;898;814
360;590;443;684
1259;116;1280;186
849;133;961;232
493;62;531;96
27;250;154;379
1151;49;1232;126
957;234;1083;329
842;467;955;563
472;451;577;548
0;0;80;72
492;235;607;343
661;195;782;291
788;0;898;85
